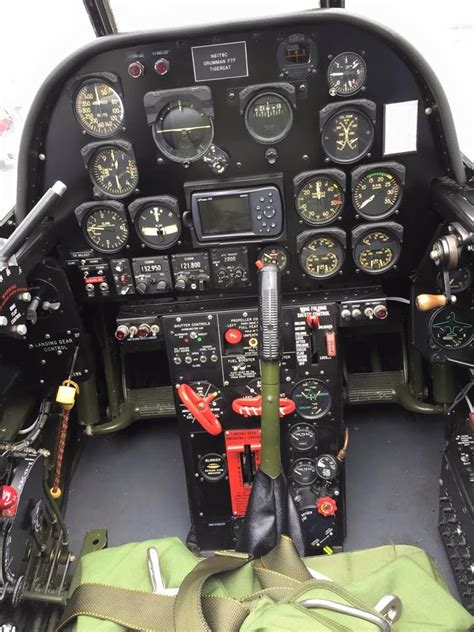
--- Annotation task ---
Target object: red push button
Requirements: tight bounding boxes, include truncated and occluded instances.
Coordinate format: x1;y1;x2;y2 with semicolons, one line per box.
225;328;243;345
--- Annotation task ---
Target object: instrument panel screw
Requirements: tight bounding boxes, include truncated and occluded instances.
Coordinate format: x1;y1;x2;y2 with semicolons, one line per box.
39;153;46;161
236;161;242;168
302;154;309;161
45;333;51;339
40;379;44;384
299;84;306;92
41;360;46;365
324;157;330;163
228;91;236;100
157;157;164;165
28;344;33;350
425;107;433;115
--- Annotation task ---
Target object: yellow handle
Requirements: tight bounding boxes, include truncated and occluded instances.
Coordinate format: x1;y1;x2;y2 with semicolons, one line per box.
415;293;455;312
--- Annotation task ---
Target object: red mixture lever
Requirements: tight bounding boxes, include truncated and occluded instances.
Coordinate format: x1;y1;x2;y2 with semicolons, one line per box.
177;384;222;435
232;395;296;418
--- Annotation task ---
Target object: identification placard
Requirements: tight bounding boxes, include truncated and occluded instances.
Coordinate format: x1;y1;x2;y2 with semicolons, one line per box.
192;41;248;82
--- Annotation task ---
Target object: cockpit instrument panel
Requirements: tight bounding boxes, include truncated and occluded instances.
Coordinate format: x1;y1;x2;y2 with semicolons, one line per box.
18;11;458;301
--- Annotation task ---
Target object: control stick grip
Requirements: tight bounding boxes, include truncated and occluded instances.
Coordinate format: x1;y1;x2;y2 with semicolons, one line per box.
1;181;67;262
258;263;281;361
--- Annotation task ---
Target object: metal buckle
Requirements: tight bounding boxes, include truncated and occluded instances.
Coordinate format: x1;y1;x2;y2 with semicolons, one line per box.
299;593;402;632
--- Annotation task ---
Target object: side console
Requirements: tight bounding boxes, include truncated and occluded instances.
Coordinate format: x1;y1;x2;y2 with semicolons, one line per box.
161;299;345;554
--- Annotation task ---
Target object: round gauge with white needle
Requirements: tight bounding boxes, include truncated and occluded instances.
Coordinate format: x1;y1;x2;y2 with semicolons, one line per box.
135;203;181;249
353;169;402;219
89;145;138;198
327;52;367;97
83;206;129;253
296;175;344;225
74;80;124;137
292;379;331;419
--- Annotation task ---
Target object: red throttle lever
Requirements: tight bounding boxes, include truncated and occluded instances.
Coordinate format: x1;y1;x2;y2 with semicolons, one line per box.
177;384;222;435
232;396;296;418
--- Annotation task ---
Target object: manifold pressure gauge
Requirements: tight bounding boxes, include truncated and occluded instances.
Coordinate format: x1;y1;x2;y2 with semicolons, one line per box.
88;144;138;198
295;174;345;226
74;79;124;137
352;166;403;219
133;202;181;250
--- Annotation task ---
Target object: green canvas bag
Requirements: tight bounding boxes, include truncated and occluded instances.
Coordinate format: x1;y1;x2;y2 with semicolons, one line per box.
58;535;474;631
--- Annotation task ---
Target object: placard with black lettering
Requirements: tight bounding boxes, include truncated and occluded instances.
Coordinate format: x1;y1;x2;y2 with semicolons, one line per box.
192;41;248;82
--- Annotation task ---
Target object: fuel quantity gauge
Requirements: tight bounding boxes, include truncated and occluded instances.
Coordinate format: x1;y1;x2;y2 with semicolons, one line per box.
299;231;345;279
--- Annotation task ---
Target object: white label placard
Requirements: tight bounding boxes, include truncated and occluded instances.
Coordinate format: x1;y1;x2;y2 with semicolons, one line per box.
383;100;418;155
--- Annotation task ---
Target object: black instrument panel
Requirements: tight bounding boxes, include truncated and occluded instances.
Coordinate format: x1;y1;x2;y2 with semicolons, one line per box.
34;13;451;300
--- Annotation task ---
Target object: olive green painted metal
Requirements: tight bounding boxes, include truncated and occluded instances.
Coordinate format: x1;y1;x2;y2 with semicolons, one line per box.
432;363;456;405
77;375;100;427
259;360;282;478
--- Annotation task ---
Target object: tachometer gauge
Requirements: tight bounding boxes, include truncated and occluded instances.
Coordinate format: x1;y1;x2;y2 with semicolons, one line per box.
289;423;318;451
353;169;402;219
296;175;344;226
292;379;331;419
89;145;138;198
245;92;293;144
291;458;318;485
327;52;367;97
299;234;345;279
74;80;124;137
83;206;129;253
315;454;339;481
430;308;473;350
321;108;374;164
437;267;472;294
134;203;181;250
153;100;214;163
353;228;401;274
257;246;289;272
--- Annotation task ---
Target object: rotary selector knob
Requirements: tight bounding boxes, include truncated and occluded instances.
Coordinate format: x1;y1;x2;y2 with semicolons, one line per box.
175;278;187;291
136;282;148;295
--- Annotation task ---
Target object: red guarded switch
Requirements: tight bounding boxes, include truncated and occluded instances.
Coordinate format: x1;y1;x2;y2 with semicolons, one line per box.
224;328;243;345
325;331;337;357
306;313;320;330
317;496;337;517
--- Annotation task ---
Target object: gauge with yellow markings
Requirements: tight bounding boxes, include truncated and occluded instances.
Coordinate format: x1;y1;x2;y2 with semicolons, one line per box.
135;203;181;250
299;234;345;279
74;80;124;137
258;246;289;272
321;108;374;164
83;206;129;253
353;169;402;219
89;145;138;198
152;99;214;163
353;228;401;273
296;175;344;226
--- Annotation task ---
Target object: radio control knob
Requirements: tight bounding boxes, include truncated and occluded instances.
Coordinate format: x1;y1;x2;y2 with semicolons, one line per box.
156;280;168;291
175;278;187;291
136;281;148;295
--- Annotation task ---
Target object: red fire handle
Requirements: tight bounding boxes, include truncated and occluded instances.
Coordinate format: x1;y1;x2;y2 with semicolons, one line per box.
232;396;296;418
177;384;222;435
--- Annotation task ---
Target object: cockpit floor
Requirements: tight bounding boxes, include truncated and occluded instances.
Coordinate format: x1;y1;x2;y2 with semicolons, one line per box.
65;404;457;596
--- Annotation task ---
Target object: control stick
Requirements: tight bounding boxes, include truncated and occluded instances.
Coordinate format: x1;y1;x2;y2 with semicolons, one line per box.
236;262;305;557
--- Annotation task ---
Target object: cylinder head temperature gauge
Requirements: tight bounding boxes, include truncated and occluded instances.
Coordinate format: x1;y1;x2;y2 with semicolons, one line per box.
316;454;339;481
